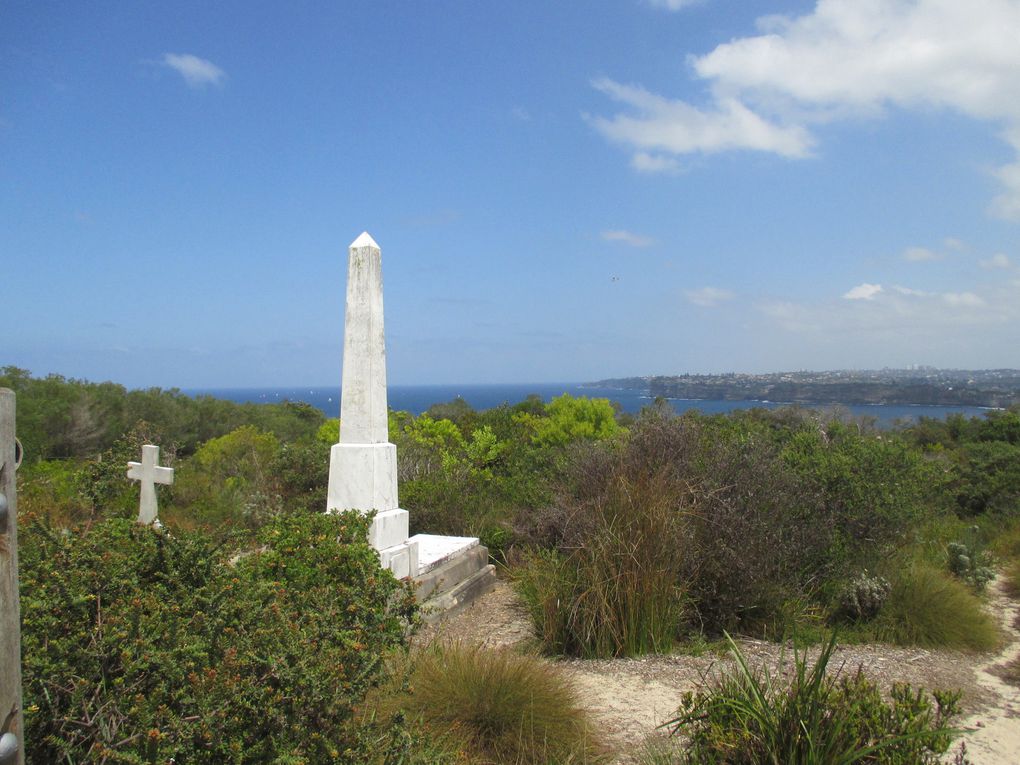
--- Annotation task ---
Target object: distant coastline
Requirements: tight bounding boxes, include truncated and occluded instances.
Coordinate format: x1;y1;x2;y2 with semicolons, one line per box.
586;368;1020;410
187;378;996;426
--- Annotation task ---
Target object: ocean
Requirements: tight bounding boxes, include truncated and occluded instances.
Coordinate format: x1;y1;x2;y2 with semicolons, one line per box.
184;383;993;427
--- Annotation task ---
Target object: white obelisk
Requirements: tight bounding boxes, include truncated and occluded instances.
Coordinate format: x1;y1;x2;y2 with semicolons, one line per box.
327;232;418;578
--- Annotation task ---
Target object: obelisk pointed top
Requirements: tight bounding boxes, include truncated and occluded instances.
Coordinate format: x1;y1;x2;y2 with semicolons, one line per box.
350;231;379;250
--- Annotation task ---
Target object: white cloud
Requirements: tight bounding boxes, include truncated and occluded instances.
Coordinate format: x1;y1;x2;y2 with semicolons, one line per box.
843;283;883;300
511;106;531;121
601;229;655;247
592;0;1020;216
944;237;968;251
904;246;940;262
162;53;226;88
685;286;734;306
980;252;1012;269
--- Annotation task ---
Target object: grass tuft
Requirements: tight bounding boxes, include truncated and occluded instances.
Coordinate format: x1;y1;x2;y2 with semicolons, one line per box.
515;472;687;658
873;561;999;651
386;642;604;764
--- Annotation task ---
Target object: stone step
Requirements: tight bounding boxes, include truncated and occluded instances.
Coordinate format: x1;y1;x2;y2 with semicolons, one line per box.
413;542;489;601
419;564;498;624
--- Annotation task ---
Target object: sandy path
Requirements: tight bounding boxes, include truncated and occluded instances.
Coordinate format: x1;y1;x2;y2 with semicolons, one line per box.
421;578;1020;764
947;576;1020;764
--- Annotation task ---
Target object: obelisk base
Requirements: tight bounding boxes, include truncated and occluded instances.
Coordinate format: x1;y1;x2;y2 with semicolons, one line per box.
327;442;398;513
327;442;418;578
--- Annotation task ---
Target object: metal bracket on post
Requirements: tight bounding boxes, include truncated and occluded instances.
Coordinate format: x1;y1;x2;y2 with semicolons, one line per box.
0;731;17;763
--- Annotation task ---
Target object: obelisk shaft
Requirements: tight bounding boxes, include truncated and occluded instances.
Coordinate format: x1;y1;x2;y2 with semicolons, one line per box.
340;232;389;444
327;233;416;578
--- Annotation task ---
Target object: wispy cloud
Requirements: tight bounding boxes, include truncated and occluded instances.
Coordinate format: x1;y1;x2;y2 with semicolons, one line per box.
762;282;1015;341
943;292;985;307
843;283;883;301
685;286;734;307
601;229;655;248
631;152;682;174
591;1;1020;215
903;246;940;262
980;253;1012;269
648;0;704;10
590;78;812;165
162;53;226;88
511;106;531;121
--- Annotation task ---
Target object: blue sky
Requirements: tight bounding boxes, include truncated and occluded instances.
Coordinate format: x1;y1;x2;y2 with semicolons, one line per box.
3;0;1020;387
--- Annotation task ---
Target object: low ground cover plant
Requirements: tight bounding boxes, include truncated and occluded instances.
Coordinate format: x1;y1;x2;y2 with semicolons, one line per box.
665;634;969;764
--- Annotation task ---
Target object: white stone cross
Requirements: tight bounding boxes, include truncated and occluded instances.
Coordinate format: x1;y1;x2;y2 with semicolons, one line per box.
127;444;174;526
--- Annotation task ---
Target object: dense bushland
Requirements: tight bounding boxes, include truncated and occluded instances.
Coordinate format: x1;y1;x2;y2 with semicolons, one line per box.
512;407;994;656
1;365;324;460
7;369;1020;761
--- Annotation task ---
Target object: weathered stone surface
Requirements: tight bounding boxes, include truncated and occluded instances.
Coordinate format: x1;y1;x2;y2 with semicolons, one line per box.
340;231;389;446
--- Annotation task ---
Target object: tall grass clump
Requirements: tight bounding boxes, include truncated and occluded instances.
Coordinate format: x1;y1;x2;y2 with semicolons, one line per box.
667;633;968;764
873;560;998;651
388;642;603;765
515;470;688;658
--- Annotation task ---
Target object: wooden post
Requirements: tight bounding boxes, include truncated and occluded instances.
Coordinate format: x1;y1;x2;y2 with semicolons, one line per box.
0;389;24;765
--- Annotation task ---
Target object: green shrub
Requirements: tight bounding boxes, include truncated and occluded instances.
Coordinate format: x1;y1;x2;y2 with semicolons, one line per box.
516;393;622;448
837;571;891;622
16;458;91;525
953;441;1020;516
873;561;998;650
169;425;282;528
781;424;943;578
20;510;416;764
271;437;330;513
666;633;968;764
387;642;603;764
